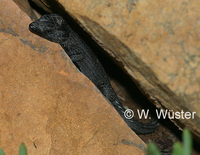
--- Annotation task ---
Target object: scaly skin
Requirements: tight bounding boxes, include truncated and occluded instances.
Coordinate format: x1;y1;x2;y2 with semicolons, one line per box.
29;14;158;134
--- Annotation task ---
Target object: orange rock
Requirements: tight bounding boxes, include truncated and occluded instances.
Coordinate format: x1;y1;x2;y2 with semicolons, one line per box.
30;0;200;138
0;0;146;154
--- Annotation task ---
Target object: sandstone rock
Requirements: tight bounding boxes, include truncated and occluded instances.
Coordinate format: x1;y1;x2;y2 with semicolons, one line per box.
29;0;200;138
0;0;146;154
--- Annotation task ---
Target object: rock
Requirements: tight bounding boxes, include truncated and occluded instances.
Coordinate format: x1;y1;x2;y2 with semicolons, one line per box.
29;0;200;138
0;0;146;154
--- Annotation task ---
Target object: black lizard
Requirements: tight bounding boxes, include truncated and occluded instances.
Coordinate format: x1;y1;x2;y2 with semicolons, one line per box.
29;14;158;134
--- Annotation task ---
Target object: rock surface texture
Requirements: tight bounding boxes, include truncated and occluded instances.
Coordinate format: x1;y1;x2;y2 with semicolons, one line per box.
0;0;146;154
30;0;200;138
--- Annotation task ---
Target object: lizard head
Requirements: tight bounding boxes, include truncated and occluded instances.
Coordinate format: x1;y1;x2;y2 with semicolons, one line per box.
29;14;70;44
